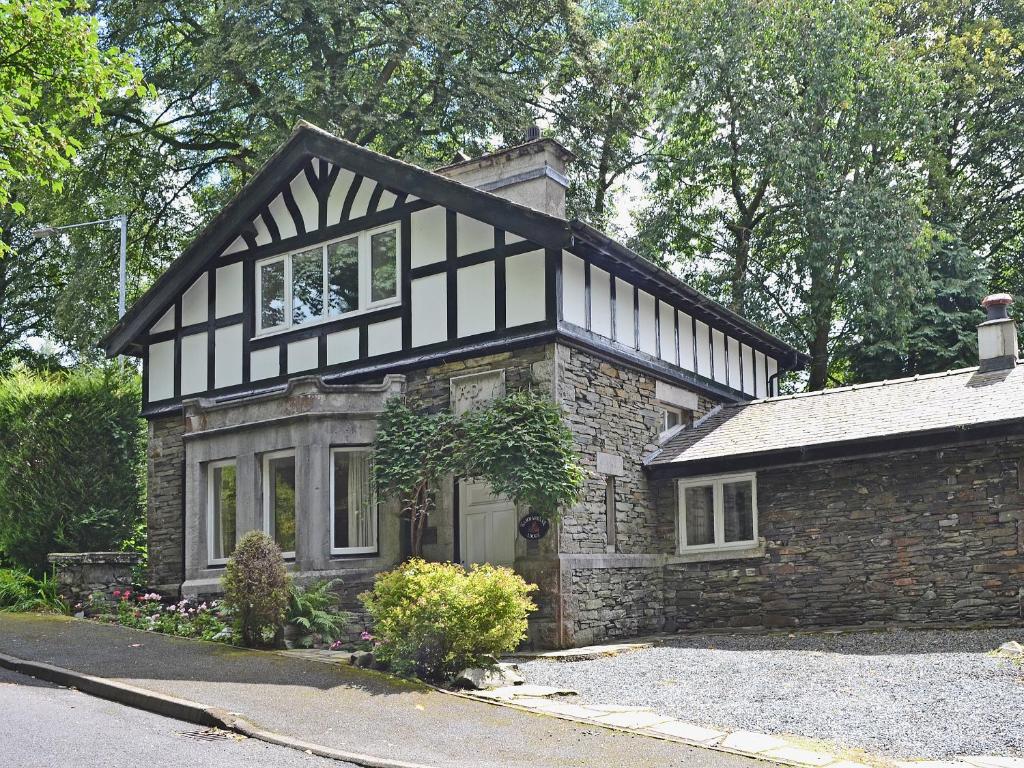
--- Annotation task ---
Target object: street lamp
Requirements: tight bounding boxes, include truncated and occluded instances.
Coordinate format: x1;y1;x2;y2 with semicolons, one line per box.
30;214;128;318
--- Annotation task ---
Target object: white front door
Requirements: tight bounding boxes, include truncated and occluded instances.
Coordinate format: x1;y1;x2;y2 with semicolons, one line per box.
459;480;517;567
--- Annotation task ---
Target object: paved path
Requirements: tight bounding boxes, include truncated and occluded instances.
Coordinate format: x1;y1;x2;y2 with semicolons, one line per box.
0;666;353;768
0;614;776;768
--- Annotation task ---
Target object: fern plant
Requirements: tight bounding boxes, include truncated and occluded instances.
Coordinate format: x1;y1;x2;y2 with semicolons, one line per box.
286;579;352;647
0;568;69;614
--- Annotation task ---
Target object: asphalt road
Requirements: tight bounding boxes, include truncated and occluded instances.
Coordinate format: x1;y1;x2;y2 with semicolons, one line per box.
0;667;357;768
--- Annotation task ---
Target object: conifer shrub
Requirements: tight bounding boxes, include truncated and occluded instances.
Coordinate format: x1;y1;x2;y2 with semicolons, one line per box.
222;531;289;647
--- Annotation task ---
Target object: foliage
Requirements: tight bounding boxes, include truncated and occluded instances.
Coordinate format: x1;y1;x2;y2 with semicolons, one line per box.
0;364;145;573
286;579;352;648
88;590;234;643
221;531;289;648
373;392;585;556
359;559;537;681
0;567;68;614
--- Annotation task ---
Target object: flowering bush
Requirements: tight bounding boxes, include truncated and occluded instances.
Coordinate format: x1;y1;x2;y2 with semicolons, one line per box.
360;559;537;681
90;590;233;643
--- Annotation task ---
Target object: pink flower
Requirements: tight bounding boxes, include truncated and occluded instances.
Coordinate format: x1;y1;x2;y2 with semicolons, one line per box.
113;590;121;598
360;631;374;641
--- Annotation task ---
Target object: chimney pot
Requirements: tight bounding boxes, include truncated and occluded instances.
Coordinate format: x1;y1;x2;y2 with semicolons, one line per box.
981;293;1013;320
977;294;1018;371
524;124;542;142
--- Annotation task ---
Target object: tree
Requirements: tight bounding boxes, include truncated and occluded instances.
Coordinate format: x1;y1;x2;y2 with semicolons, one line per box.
634;0;935;389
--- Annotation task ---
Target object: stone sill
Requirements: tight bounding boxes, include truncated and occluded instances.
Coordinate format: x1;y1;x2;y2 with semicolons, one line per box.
48;552;142;565
560;540;767;570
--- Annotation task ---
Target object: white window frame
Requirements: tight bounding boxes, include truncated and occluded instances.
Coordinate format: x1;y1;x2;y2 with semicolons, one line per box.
677;472;758;553
262;449;297;559
661;405;684;432
329;447;378;556
254;222;401;336
207;459;237;566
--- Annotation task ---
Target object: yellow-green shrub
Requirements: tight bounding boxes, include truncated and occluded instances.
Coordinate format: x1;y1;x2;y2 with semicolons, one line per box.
359;559;537;680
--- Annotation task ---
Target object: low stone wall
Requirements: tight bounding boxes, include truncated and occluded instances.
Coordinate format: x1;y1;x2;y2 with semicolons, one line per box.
568;565;665;645
48;552;141;608
662;440;1024;630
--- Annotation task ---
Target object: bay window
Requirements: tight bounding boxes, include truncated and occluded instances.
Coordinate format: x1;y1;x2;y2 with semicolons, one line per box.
207;460;237;565
263;451;297;557
678;473;757;551
256;223;400;334
331;448;377;555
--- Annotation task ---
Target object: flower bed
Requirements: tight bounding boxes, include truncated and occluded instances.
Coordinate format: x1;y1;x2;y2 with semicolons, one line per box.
85;589;234;644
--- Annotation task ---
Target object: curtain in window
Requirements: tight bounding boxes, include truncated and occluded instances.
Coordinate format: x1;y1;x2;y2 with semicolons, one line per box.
334;452;375;550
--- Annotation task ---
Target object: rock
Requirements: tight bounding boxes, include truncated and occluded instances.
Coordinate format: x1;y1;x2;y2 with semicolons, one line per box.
349;650;375;668
453;663;525;690
994;641;1024;658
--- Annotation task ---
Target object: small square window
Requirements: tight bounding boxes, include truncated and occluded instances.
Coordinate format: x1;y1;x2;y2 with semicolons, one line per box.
678;474;757;551
662;406;684;432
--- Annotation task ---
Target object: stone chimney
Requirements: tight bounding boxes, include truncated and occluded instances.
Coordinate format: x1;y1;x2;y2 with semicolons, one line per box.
977;293;1019;372
436;127;575;218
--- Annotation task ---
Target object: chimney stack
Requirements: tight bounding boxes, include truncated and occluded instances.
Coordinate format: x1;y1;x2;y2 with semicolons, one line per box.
977;293;1018;372
436;126;575;218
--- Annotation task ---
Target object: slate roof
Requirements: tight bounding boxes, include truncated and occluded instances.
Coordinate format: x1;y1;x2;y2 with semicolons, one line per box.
645;362;1024;475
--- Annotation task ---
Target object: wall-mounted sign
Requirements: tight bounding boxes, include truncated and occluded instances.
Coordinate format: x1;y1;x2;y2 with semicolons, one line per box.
518;513;550;541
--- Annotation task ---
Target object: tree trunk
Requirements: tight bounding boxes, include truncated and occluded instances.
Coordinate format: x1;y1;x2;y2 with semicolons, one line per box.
807;317;831;391
729;220;752;314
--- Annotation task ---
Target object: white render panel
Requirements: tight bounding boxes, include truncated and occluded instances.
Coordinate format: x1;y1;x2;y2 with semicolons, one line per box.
659;301;677;364
411;273;447;346
253;211;273;246
741;345;756;396
712;329;727;384
637;290;657;356
250;347;280;380
754;350;767;398
221;236;247;256
695;320;711;378
614;278;635;346
290;171;320;232
728;336;742;390
288;337;318;373
505;249;546;328
180;332;208;395
561;251;586;327
266;191;296;240
181;273;208;327
378;189;397;209
326;168;355;224
655;380;699;411
148;340;175;402
150;306;175;334
767;356;779;395
214;325;243;389
678;311;695;371
367;317;402;356
457;262;495;337
456;213;494;257
215;262;243;318
589;266;612;338
410;207;446;268
348;177;375;220
506;231;524;244
326;328;359;365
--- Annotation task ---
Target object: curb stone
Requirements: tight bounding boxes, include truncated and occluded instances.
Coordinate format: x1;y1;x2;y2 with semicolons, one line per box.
0;651;438;768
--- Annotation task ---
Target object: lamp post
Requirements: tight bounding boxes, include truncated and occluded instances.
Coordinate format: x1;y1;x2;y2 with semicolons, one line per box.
30;214;128;318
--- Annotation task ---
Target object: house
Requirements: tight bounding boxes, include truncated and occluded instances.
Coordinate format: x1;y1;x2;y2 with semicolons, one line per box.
102;122;1022;647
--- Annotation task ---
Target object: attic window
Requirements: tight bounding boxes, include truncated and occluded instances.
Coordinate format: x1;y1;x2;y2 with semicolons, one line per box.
256;223;399;335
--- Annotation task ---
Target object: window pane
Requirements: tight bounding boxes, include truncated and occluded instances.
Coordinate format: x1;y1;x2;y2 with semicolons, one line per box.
664;409;682;430
259;260;285;328
370;229;397;303
684;485;715;546
723;480;754;542
333;452;376;551
267;455;296;552
291;247;324;325
327;238;359;315
211;464;237;561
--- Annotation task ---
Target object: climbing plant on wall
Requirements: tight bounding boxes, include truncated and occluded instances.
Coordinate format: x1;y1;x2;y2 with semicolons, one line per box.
372;391;586;557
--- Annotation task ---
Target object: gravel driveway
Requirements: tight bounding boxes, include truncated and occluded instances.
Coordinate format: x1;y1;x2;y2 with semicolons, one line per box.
519;629;1024;759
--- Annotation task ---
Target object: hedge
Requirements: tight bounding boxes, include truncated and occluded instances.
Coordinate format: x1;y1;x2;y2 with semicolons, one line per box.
0;365;145;573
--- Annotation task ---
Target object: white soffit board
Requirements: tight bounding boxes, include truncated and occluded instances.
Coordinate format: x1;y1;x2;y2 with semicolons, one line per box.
695;320;711;378
326;328;359;365
637;290;657;356
288;337;318;373
147;341;174;402
728;336;742;390
712;329;727;384
678;311;695;372
614;277;634;347
411;273;448;347
150;306;175;335
367;317;402;356
659;300;676;364
410;207;446;268
505;249;546;327
215;262;243;318
180;333;208;395
214;325;243;389
181;272;209;327
561;251;586;328
456;213;494;257
250;347;280;381
457;261;496;337
589;266;612;338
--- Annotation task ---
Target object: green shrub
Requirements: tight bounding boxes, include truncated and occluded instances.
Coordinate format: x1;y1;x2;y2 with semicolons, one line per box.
0;568;68;614
222;531;289;647
286;579;352;647
0;365;144;573
360;559;537;681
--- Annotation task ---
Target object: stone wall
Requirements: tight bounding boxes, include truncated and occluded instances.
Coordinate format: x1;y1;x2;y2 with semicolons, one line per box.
147;415;186;594
663;440;1024;630
568;566;665;645
48;552;141;609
